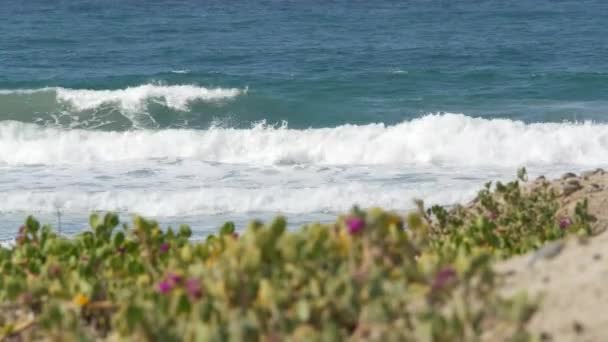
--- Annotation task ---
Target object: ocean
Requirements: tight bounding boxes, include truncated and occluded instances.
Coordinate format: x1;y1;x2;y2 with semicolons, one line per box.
1;0;608;238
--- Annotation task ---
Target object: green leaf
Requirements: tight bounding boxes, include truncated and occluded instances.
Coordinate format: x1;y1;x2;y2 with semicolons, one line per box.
270;217;287;238
178;224;192;238
125;305;144;332
26;216;40;234
104;212;120;229
296;300;311;322
5;279;23;299
219;222;235;236
114;231;125;247
177;293;192;315
517;167;528;182
89;213;100;229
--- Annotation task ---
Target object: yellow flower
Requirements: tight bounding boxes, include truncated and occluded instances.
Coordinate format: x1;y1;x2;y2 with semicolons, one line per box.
335;229;351;256
73;293;90;307
204;256;217;267
256;279;273;308
387;214;403;226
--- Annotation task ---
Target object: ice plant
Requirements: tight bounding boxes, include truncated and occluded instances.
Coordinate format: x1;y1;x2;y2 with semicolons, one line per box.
0;171;595;340
346;217;365;234
559;217;572;229
157;280;173;294
48;265;61;277
185;278;202;300
18;292;33;305
488;211;498;221
16;225;27;245
167;272;183;285
431;267;457;292
159;242;170;253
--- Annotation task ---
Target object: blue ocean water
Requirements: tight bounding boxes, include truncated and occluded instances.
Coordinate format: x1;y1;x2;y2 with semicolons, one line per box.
1;0;608;237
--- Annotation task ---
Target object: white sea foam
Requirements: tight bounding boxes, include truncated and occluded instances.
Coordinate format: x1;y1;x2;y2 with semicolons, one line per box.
1;113;608;167
0;184;475;217
0;180;477;239
0;84;245;112
0;87;55;95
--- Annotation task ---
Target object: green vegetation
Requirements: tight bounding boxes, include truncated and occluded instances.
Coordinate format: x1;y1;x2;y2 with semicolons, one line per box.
0;171;593;341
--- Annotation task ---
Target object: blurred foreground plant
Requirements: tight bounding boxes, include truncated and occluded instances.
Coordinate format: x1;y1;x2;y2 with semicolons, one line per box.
0;171;593;341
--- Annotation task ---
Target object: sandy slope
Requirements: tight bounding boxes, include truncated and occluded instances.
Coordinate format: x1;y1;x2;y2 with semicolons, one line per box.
495;169;608;341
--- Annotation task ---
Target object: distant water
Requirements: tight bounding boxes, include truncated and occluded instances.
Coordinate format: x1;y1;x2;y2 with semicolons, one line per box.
1;0;608;238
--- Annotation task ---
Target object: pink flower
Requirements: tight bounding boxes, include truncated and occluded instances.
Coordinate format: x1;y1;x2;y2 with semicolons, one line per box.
157;280;173;294
431;267;457;292
185;278;202;300
346;217;365;234
159;242;170;253
559;217;572;230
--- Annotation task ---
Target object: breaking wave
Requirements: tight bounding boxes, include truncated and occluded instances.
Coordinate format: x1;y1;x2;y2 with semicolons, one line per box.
1;113;608;167
0;84;245;111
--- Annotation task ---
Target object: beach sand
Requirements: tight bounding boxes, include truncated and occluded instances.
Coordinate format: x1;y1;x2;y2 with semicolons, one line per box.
495;169;608;341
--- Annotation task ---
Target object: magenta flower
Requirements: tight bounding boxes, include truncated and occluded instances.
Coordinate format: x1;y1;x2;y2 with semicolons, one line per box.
167;273;183;285
157;280;173;294
488;211;498;221
19;292;33;305
49;265;61;277
16;226;27;245
559;217;572;229
185;278;203;300
159;242;170;254
16;234;26;245
431;267;457;292
346;217;365;234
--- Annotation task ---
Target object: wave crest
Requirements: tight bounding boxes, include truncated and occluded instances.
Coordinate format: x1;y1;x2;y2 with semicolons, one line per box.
0;84;246;129
0;83;245;111
1;113;607;167
55;84;244;112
